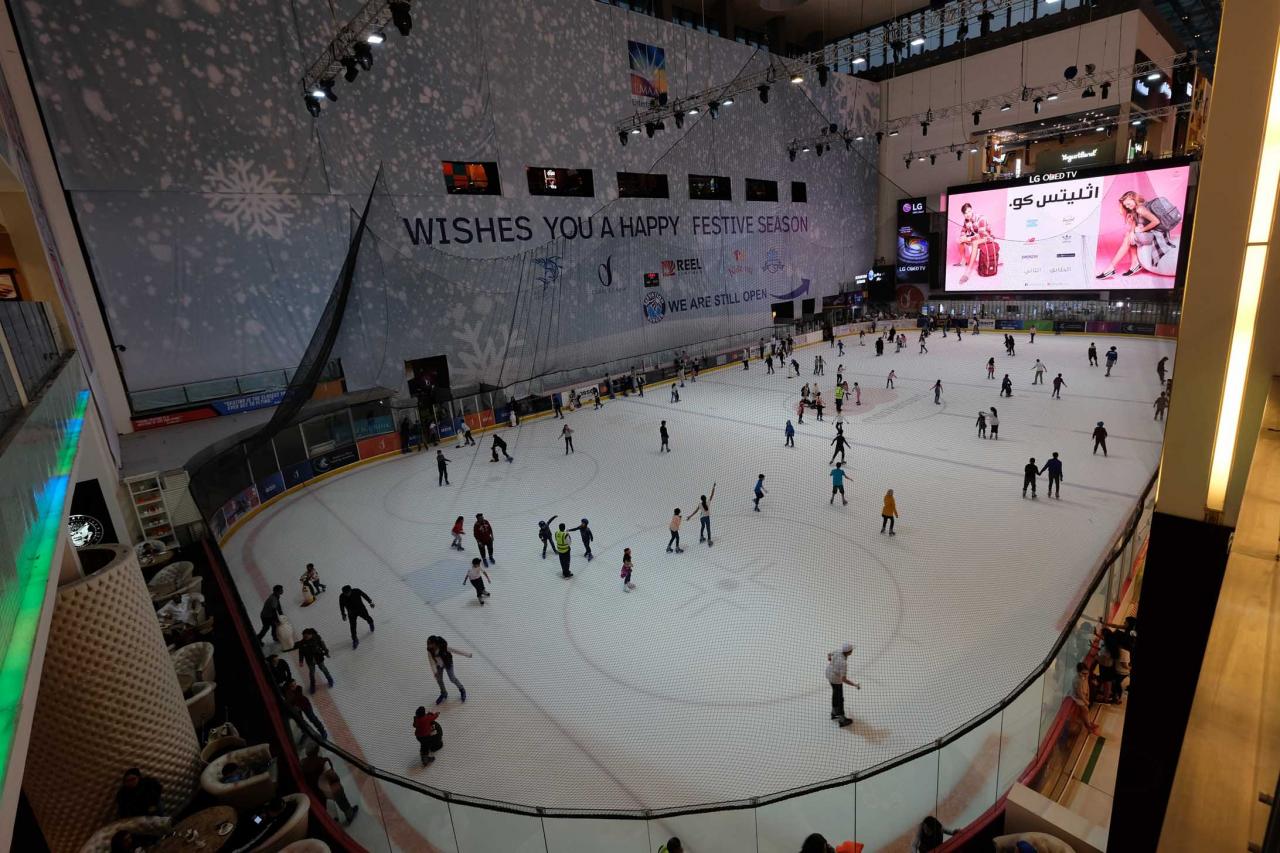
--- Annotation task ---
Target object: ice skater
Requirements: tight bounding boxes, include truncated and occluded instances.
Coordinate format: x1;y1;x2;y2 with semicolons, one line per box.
859;329;866;346
436;450;451;486
696;484;716;545
785;419;796;447
1031;359;1047;384
537;514;559;558
427;635;470;704
834;382;845;414
1051;374;1067;398
838;339;845;356
552;523;574;577
451;516;466;551
338;585;375;648
257;584;285;642
880;489;897;534
986;357;996;380
573;518;595;560
976;410;987;439
919;332;928;354
988;407;1000;440
1000;374;1013;397
670;383;680;403
765;353;774;374
826;642;861;727
1092;422;1109;456
886;370;896;389
742;348;750;370
414;706;440;766
301;563;326;597
659;420;670;452
621;548;636;591
813;391;825;421
464;558;492;604
1088;342;1099;366
1153;392;1169;420
1029;327;1037;343
666;509;684;553
830;430;850;464
875;337;884;357
1022;458;1040;499
560;423;574;454
752;475;767;511
457;423;476;447
286;628;334;694
1157;356;1169;384
852;382;861;406
473;514;496;567
829;462;848;506
491;434;513;462
1040;452;1063;499
796;398;806;424
1105;346;1119;376
932;379;943;405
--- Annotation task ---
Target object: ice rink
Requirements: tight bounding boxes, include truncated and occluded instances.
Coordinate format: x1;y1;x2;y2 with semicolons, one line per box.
223;329;1173;827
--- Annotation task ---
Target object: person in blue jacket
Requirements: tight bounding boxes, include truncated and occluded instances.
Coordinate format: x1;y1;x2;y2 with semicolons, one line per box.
785;420;795;448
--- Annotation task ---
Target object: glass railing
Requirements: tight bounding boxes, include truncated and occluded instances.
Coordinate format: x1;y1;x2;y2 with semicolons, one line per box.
0;301;62;427
201;434;1155;849
127;359;343;415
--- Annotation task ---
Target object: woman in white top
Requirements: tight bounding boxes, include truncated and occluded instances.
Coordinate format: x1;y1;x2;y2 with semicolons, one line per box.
688;484;716;546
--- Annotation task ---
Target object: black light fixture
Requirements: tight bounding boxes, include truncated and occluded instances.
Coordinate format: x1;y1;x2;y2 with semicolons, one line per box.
904;155;912;169
655;119;666;131
618;130;628;146
930;153;936;165
1100;81;1111;99
645;122;656;138
341;55;359;82
1033;96;1043;114
956;149;963;161
658;92;669;106
708;101;720;119
789;148;796;162
875;130;884;143
844;136;852;151
389;0;412;36
1021;86;1031;102
816;143;824;157
758;84;770;103
318;78;337;101
1082;86;1096;98
304;93;322;117
353;42;374;70
889;128;900;137
817;64;829;87
1064;65;1078;80
972;109;982;126
675;111;684;129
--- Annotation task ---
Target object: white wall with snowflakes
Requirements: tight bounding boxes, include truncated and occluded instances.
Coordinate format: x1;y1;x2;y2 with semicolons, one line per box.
11;0;879;395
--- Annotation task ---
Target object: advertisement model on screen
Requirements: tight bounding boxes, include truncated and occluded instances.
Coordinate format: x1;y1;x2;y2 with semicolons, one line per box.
942;160;1192;292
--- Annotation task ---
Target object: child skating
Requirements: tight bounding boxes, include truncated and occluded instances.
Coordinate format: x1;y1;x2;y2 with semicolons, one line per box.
785;419;796;447
464;558;492;604
932;379;943;404
666;509;684;553
975;410;987;439
537;515;558;558
560;423;574;454
986;357;996;379
880;489;897;534
691;485;716;545
1052;374;1067;398
660;420;670;452
574;519;595;560
451;516;466;551
886;370;896;389
752;475;767;511
621;548;636;591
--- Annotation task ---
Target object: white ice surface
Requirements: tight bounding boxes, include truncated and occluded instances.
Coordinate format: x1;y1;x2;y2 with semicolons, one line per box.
223;331;1172;827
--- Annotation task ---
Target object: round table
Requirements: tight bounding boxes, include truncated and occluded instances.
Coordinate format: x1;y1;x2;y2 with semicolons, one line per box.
151;805;237;852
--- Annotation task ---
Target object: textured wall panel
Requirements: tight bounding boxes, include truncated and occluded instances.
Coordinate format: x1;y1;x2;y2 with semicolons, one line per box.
25;545;202;852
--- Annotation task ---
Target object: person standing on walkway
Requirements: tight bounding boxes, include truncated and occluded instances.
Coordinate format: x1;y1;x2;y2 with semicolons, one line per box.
785;420;796;447
1088;342;1099;366
428;635;471;704
975;410;987;439
286;628;334;694
338;585;375;648
1051;374;1067;399
257;584;285;642
436;450;451;486
932;379;943;405
880;489;897;534
1040;452;1064;499
1153;392;1169;420
829;463;848;506
553;523;574;577
830;430;850;464
473;514;496;567
886;370;896;389
1092;422;1109;456
1031;359;1047;384
560;423;574;454
463;558;491;604
1022;457;1039;499
1105;346;1119;377
753;475;768;511
666;510;684;553
690;486;715;546
986;357;996;380
826;643;860;727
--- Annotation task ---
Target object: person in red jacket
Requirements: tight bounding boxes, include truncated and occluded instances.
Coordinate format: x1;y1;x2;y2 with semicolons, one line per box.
473;513;496;567
413;706;441;766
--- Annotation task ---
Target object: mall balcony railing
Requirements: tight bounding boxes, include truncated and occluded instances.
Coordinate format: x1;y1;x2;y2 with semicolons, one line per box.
127;359;344;415
0;300;64;433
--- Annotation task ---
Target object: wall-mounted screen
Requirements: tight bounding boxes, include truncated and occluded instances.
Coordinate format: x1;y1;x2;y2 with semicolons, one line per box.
896;197;931;286
943;161;1191;292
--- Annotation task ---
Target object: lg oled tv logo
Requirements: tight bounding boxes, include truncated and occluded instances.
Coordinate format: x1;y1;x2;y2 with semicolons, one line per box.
901;201;925;214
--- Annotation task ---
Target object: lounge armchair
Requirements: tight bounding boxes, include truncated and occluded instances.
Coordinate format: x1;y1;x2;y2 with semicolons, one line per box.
185;681;216;729
200;744;277;809
77;816;171;853
171;642;215;690
248;793;309;853
149;561;202;604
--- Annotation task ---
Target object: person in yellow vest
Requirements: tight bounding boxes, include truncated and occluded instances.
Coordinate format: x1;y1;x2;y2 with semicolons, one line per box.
880;489;897;535
833;382;846;414
553;523;573;578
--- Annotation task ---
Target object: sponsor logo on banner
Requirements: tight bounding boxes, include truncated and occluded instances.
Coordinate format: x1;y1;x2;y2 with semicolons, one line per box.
310;444;359;473
642;291;666;324
533;255;562;290
1120;322;1156;335
769;278;811;300
762;248;785;273
1054;320;1087;332
902;200;926;215
257;472;286;501
643;272;660;287
661;257;703;276
725;248;750;276
597;254;614;287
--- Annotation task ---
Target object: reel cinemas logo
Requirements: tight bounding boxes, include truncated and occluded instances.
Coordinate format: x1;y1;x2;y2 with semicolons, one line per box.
661;257;703;276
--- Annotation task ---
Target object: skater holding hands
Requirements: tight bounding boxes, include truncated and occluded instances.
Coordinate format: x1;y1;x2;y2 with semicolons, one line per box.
690;485;716;546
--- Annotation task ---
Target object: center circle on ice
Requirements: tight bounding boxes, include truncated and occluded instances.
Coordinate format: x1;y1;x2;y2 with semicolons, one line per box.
562;512;903;707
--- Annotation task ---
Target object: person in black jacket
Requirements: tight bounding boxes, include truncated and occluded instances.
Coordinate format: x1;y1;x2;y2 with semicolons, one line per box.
286;628;335;694
256;584;284;642
1092;421;1109;456
1022;457;1039;499
436;450;450;486
338;585;375;648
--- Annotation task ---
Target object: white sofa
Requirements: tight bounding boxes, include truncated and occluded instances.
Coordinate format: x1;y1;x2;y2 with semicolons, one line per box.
77;816;171;853
248;793;310;853
171;641;215;690
185;681;216;729
148;561;202;603
200;743;278;810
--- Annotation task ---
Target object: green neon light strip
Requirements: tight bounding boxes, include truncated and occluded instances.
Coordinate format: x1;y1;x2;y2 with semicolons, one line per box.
0;387;90;791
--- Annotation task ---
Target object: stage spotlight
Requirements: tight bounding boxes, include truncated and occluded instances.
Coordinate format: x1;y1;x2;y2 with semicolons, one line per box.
955;149;962;161
1100;82;1111;99
789;148;796;162
1095;126;1106;132
366;31;385;44
687;106;700;115
618;130;627;146
1082;86;1096;98
910;36;925;47
1146;72;1161;81
645;122;656;138
929;154;936;165
816;143;824;157
818;64;829;87
854;134;865;142
921;120;929;136
758;84;770;103
852;56;866;66
318;79;337;101
341;55;359;82
722;96;734;106
354;42;374;70
304;93;322;117
801;145;811;152
389;0;411;36
1033;96;1043;114
888;128;900;137
790;72;804;84
675;112;684;129
708;101;719;119
1046;93;1059;101
1000;103;1013;112
972;109;981;126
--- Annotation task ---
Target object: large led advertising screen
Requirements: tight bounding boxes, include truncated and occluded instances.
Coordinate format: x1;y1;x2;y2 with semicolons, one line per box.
943;161;1192;291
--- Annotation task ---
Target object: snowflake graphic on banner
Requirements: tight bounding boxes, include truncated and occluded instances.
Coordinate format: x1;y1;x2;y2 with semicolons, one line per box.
451;320;520;387
201;158;299;239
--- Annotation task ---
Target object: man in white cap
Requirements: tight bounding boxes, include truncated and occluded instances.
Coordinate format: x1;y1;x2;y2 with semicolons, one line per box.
826;642;861;727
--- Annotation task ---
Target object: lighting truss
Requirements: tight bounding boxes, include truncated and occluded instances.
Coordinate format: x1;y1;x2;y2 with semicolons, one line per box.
787;123;877;156
300;0;408;105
